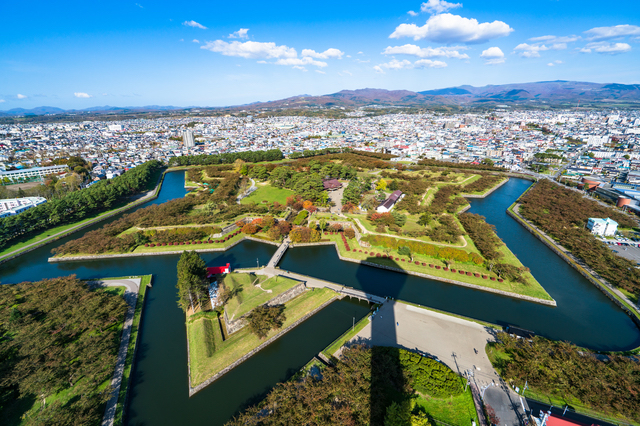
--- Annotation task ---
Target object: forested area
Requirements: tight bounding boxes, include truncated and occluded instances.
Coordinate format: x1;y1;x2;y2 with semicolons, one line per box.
0;160;163;251
0;276;128;425
167;149;284;166
490;333;640;422
226;345;461;426
361;234;484;265
519;180;640;297
458;213;503;261
176;251;209;312
417;159;504;172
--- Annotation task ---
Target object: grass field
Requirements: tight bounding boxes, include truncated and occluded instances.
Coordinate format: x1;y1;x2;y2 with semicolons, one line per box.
188;288;336;386
415;387;479;426
240;184;294;205
223;273;300;320
326;233;553;301
322;313;372;358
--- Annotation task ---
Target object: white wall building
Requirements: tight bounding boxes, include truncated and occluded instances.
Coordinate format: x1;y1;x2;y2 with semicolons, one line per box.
586;217;618;237
0;197;47;218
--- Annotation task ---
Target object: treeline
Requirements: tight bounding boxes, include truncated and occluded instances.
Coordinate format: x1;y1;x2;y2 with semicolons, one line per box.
458;213;503;261
0;160;162;251
0;276;128;425
292;152;391;170
362;234;484;265
492;333;640;422
288;148;342;159
52;191;282;255
418;158;504;171
520;180;640;296
168;149;284;166
226;345;461;426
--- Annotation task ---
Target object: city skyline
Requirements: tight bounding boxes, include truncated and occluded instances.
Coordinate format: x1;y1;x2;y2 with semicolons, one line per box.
2;0;639;109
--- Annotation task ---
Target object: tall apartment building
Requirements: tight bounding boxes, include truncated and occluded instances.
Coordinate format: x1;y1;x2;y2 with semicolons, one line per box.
183;130;195;148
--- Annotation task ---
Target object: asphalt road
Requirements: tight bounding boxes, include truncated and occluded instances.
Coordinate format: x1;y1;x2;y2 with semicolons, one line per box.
606;243;640;264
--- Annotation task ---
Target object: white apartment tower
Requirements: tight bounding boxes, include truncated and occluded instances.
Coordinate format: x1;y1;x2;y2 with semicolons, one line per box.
183;130;195;148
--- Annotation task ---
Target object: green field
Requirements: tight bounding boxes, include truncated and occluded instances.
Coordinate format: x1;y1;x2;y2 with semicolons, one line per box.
188;288;335;386
223;273;300;321
415;387;479;426
240;184;294;205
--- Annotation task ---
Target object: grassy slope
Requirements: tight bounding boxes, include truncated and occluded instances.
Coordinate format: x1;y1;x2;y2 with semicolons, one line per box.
113;274;151;425
415;387;480;426
188;288;335;386
224;273;300;320
327;233;552;300
240;184;294;205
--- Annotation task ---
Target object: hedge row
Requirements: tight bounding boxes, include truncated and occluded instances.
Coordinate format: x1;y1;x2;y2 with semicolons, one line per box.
142;230;242;247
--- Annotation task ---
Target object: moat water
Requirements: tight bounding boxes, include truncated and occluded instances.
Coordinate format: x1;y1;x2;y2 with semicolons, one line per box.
1;171;638;425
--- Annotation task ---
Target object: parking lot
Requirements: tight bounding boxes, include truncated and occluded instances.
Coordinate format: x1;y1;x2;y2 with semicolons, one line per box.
603;240;640;264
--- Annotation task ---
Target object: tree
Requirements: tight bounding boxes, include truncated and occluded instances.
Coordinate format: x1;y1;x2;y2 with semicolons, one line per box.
481;158;495;167
417;213;431;226
398;246;412;261
176;251;208;312
246;305;286;338
319;219;327;232
384;401;412;426
377;179;388;191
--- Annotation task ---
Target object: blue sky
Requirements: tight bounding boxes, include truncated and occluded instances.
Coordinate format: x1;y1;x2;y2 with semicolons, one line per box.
2;0;639;109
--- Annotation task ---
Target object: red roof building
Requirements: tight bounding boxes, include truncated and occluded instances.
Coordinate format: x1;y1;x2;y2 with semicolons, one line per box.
207;263;230;277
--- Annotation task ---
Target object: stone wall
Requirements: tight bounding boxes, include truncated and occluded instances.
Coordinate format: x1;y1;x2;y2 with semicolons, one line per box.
224;282;307;335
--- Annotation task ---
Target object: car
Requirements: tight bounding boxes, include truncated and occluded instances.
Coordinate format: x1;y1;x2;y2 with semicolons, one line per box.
613;250;619;253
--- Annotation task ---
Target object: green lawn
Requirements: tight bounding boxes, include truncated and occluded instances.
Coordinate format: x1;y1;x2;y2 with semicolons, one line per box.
223;273;300;321
240;184;294;205
326;234;552;301
188;288;336;386
415;387;479;426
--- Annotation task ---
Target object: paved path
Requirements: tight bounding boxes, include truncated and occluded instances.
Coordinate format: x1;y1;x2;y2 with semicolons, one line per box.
267;238;290;268
344;301;528;424
241;266;386;304
92;278;141;426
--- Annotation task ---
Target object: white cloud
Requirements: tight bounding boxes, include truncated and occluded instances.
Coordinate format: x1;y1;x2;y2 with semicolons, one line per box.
342;70;353;76
580;41;632;54
374;58;446;73
382;44;468;59
585;24;640;41
74;92;92;98
357;51;364;55
16;94;27;99
390;13;513;43
275;57;328;67
301;48;344;59
529;35;579;43
0;99;5;103
201;40;297;59
192;39;200;43
229;28;249;39
547;60;562;66
480;46;505;64
293;66;308;71
315;70;326;74
420;0;462;14
414;59;447;68
408;10;419;16
513;42;566;58
183;20;207;30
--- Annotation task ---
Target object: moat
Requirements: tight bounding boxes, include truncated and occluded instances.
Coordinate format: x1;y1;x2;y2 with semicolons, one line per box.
1;170;639;425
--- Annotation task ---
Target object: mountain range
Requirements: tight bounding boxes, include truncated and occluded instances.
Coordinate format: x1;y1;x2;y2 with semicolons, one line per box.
3;81;640;117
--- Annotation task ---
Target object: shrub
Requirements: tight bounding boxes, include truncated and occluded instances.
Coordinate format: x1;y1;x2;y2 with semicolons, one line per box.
242;223;260;234
344;228;356;239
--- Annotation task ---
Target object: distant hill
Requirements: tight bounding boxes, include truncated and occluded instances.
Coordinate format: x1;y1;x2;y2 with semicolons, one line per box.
2;81;640;118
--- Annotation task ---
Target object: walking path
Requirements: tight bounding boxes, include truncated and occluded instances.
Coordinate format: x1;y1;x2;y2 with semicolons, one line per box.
92;278;141;426
267;238;290;268
240;265;387;305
